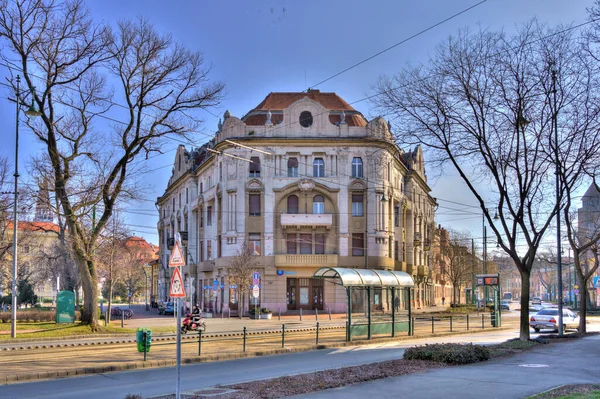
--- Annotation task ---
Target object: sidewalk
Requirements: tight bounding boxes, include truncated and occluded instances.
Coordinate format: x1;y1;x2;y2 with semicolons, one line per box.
295;333;600;399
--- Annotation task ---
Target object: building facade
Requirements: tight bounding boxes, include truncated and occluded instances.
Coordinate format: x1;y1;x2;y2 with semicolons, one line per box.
156;90;438;313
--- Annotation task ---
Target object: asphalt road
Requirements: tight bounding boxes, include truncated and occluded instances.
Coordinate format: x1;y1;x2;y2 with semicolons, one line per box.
0;328;544;399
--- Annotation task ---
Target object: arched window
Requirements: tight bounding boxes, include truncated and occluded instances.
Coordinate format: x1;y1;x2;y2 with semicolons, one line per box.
287;195;299;214
313;195;324;214
287;157;298;177
351;157;363;178
313;158;324;177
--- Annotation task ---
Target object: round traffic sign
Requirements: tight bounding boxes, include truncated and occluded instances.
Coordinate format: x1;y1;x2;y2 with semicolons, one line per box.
252;286;259;298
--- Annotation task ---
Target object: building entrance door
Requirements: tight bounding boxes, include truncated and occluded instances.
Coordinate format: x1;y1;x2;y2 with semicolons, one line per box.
287;278;323;310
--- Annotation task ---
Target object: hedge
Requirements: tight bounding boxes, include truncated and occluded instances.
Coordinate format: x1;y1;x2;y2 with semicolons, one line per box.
404;343;490;364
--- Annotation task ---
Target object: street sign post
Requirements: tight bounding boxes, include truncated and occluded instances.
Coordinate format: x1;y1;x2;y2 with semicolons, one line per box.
168;238;185;399
252;272;260;317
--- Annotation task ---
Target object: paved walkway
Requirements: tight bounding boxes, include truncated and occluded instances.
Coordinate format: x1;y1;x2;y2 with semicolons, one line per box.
296;333;600;399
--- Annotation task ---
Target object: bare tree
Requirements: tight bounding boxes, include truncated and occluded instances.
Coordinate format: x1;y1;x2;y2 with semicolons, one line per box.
0;0;224;327
439;229;472;305
374;22;600;340
227;242;259;318
563;181;600;331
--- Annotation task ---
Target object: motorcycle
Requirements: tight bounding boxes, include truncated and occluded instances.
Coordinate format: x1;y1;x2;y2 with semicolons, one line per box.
180;313;206;334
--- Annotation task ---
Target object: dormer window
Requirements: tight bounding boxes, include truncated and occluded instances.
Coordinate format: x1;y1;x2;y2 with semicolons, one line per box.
299;111;313;128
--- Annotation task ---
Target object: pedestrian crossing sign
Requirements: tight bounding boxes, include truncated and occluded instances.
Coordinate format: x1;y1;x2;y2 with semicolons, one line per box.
169;241;185;267
169;267;186;298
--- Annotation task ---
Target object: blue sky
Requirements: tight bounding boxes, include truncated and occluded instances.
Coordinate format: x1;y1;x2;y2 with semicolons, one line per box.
0;0;595;246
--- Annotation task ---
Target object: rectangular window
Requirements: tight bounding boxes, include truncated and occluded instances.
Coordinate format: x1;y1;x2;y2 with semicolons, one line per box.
352;233;364;256
200;241;204;261
249;194;261;216
313;158;325;177
351;157;363;178
352;194;363;217
218;235;222;258
207;206;212;226
315;234;325;254
249;156;261;177
389;240;393;258
186;188;189;203
200;207;204;228
207;240;212;260
287;157;298;177
249;233;261;256
394;240;399;260
394;206;400;227
286;234;297;254
299;234;312;254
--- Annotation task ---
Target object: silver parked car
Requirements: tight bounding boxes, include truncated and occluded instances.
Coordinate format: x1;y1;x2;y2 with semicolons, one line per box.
529;308;580;332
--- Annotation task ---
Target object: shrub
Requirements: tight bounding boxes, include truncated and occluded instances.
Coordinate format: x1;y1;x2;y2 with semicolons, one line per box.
0;311;56;322
260;308;272;314
404;343;490;364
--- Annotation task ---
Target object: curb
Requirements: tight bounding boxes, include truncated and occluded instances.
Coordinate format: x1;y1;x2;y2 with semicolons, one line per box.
0;325;514;385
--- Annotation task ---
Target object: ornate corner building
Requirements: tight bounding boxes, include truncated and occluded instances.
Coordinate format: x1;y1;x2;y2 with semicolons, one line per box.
156;90;438;313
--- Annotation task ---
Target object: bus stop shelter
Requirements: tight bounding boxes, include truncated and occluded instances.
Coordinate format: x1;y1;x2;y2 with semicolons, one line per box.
312;267;414;341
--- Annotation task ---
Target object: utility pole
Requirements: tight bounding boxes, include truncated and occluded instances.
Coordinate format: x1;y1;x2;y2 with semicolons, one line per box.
552;66;564;336
471;239;475;304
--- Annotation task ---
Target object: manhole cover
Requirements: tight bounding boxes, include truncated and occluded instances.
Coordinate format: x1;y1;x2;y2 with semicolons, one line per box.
519;364;549;368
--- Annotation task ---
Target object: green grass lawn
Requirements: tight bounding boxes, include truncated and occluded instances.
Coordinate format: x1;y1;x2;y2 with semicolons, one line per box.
0;322;176;339
530;386;600;399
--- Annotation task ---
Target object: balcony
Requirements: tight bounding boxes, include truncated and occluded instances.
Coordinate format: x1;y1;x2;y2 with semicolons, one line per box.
275;254;338;267
281;213;333;228
414;233;422;246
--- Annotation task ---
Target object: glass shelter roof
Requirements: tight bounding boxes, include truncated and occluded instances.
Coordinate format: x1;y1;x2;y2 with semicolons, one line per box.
312;267;414;287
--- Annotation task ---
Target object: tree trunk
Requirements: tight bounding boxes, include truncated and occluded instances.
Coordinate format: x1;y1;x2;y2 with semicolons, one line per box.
78;257;99;329
577;268;588;332
519;270;531;341
107;283;114;324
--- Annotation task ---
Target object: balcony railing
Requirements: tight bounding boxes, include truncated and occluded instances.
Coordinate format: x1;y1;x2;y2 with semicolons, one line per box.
275;254;338;267
281;213;333;228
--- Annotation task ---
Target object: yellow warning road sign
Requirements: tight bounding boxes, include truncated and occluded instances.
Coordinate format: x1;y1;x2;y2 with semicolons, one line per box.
170;268;186;298
169;241;185;267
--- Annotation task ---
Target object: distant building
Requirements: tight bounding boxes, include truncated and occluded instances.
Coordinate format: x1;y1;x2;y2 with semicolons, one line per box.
577;182;600;307
157;90;439;313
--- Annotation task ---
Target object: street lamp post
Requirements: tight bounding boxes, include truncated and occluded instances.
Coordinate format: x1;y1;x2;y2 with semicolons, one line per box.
10;75;41;338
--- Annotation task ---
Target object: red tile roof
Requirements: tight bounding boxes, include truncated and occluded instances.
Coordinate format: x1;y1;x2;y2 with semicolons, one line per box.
243;90;367;127
252;90;357;111
125;236;159;260
7;221;60;233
